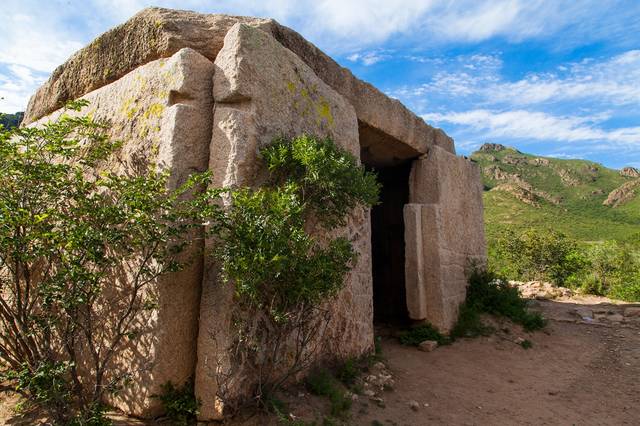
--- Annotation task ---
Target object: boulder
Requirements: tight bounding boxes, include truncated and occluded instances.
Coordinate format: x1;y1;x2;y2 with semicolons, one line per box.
418;340;439;352
603;179;640;207
620;167;640;178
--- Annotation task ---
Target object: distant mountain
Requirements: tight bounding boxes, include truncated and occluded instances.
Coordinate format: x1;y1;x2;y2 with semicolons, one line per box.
0;112;24;129
471;143;640;243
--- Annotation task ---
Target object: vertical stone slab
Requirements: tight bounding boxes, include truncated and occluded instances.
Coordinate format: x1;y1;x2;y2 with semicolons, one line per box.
195;23;372;420
403;204;426;318
405;146;487;332
30;48;215;417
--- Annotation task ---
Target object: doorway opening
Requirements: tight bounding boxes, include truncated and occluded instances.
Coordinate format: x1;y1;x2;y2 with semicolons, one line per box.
359;120;421;326
369;161;413;325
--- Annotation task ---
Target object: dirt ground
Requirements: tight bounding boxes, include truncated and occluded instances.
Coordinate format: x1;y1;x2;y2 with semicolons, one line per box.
2;293;639;425
351;297;640;426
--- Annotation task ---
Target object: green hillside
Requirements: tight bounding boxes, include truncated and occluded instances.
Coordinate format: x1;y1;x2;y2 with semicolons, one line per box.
471;144;640;243
0;112;24;129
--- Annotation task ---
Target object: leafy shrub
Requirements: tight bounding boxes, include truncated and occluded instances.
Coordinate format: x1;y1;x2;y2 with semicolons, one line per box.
492;228;585;285
576;241;640;301
7;361;72;415
0;101;208;421
217;184;355;319
490;226;640;302
451;269;545;338
609;280;640;302
336;358;359;386
155;381;200;426
212;135;380;408
399;323;451;346
450;304;494;339
465;269;545;331
261;135;380;228
306;369;351;417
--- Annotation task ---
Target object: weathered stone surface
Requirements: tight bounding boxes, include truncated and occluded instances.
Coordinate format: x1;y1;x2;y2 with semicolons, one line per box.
620;166;640;178
404;146;486;332
603;179;640;207
194;23;372;420
269;25;454;154
24;7;452;156
31;48;214;417
23;8;271;124
624;307;640;317
418;340;439;352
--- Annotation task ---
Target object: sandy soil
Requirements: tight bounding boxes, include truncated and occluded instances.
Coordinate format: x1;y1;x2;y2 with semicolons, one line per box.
2;294;639;425
351;298;640;426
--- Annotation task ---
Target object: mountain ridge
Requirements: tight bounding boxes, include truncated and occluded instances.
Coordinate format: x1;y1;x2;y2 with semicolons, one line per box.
471;143;640;243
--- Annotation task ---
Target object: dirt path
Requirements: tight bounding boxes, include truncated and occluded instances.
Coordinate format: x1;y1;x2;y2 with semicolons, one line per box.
2;295;639;425
353;297;640;426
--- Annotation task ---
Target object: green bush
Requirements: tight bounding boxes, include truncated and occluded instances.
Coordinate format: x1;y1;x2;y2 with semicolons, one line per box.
261;135;380;228
212;135;380;408
155;381;200;426
492;228;585;285
450;304;494;339
336;358;359;387
398;323;451;346
450;269;545;338
465;269;545;331
490;226;640;302
0;101;208;422
217;184;356;319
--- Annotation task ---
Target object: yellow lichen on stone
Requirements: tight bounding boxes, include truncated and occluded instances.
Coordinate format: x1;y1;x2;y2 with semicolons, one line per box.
316;98;334;127
134;74;149;91
143;103;165;120
119;97;138;120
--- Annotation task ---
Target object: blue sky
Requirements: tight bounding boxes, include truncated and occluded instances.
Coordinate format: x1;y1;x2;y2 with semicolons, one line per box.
1;1;639;169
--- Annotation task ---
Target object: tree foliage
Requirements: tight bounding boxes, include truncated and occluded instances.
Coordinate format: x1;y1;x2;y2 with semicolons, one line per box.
0;112;24;130
490;227;640;301
0;101;206;422
213;135;380;409
492;228;585;285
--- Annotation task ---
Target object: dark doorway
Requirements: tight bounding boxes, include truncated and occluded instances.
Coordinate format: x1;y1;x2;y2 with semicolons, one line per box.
370;161;412;325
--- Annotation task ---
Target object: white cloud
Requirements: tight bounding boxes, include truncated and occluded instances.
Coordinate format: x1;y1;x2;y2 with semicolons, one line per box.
400;50;640;108
347;50;392;66
0;13;84;72
0;66;47;112
423;109;640;146
1;0;638;114
493;50;640;106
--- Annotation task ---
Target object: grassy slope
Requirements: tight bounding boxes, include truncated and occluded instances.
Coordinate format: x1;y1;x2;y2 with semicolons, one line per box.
471;146;640;243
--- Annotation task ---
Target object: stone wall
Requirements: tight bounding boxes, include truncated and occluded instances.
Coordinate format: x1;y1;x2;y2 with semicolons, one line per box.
30;48;215;417
194;23;373;420
404;146;487;332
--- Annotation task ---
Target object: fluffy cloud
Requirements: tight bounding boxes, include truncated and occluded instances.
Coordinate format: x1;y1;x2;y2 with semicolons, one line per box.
347;50;393;66
423;109;640;146
398;50;640;108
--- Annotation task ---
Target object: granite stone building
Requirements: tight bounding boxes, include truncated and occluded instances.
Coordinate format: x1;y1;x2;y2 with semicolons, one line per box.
24;8;486;420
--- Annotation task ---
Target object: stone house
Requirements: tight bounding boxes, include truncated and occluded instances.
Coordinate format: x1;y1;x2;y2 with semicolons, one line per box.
23;8;486;420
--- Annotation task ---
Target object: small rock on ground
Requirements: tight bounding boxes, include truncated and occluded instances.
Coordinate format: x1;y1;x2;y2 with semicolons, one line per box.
419;340;439;352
